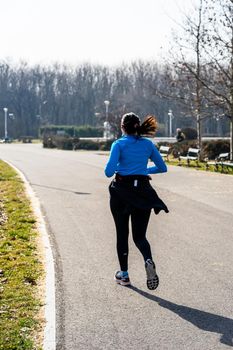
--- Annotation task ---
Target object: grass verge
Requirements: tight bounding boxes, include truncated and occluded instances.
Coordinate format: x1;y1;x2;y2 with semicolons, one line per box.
0;160;44;350
166;157;233;175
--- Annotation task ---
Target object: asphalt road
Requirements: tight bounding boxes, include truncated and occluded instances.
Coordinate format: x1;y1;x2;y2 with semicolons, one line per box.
0;144;233;350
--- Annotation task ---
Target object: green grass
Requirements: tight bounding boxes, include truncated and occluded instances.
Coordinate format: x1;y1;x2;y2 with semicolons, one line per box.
166;157;233;175
0;161;43;350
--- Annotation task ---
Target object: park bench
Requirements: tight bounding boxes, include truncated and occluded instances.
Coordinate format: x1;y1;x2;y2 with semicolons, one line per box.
179;147;200;166
207;152;233;173
159;145;170;161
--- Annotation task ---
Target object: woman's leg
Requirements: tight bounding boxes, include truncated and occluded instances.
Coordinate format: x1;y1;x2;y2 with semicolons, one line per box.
131;207;152;261
110;194;130;271
131;207;159;290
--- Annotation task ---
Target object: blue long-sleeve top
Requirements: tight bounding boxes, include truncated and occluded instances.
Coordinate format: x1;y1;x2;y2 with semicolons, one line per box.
105;135;167;177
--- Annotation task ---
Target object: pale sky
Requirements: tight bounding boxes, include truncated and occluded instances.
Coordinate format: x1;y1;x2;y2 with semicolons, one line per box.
1;0;197;66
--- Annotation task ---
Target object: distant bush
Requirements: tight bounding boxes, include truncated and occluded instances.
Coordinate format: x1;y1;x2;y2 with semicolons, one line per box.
181;127;197;140
54;136;74;150
157;140;198;158
99;139;114;151
43;135;56;148
43;134;230;161
40;125;103;138
74;140;99;150
75;125;103;137
43;134;114;151
43;135;79;150
202;140;230;160
74;139;114;151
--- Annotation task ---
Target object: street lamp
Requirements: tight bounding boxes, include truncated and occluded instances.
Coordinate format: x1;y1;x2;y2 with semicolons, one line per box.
104;100;110;121
168;109;174;138
3;108;8;140
104;100;110;139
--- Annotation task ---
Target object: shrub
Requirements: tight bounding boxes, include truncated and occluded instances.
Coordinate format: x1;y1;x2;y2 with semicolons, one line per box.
54;136;74;150
202;140;230;160
74;140;99;150
40;125;103;138
74;139;114;151
43;135;56;148
170;141;198;158
75;125;103;137
181;127;198;140
43;134;115;151
43;135;80;150
99;139;114;151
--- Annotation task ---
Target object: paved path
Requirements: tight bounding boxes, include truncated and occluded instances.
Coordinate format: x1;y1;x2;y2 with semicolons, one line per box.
0;144;233;350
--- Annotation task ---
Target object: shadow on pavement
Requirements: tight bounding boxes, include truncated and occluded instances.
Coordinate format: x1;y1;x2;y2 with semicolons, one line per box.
129;285;233;347
31;183;91;195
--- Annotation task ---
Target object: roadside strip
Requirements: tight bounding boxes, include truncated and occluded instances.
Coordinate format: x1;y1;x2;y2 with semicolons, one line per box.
5;161;56;350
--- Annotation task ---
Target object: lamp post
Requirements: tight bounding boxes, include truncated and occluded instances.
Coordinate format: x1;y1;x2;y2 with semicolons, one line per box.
168;109;174;138
104;100;110;139
3;108;8;140
104;100;110;121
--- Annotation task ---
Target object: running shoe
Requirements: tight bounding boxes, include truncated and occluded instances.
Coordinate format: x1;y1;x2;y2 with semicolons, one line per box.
114;271;131;286
145;259;159;290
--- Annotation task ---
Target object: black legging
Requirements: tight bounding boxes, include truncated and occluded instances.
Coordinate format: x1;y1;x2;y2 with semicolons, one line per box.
110;192;153;271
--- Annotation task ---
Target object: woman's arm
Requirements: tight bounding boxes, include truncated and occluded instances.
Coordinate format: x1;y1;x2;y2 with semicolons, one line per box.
147;143;167;174
104;142;120;177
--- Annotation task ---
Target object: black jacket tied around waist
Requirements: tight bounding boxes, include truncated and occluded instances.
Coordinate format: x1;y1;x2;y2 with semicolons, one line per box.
109;174;169;215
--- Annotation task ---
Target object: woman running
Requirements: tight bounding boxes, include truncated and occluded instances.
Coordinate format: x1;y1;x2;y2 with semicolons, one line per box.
105;112;168;290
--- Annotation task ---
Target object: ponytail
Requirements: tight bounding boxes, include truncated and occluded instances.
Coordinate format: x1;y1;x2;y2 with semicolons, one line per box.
121;113;158;137
138;115;158;137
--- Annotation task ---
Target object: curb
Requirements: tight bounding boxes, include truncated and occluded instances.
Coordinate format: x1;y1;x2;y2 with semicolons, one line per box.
4;161;56;350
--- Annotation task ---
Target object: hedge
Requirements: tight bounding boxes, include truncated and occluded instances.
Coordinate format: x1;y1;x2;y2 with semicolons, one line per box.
40;125;103;137
43;134;230;160
43;135;114;151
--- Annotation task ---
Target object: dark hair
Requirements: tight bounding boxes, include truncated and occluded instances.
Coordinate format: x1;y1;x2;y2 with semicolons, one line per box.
121;112;158;137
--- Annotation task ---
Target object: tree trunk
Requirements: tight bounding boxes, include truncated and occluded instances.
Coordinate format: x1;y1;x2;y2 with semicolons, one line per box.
231;116;233;161
196;0;203;157
197;113;202;151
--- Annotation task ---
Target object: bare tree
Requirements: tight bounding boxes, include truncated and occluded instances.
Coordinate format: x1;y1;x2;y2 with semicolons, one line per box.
201;0;233;159
173;0;233;158
165;0;207;152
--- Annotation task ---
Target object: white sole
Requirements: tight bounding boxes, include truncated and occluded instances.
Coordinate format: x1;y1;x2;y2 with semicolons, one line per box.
114;278;131;286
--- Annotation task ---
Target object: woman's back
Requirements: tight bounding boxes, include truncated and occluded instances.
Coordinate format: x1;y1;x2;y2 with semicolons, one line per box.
105;135;167;177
